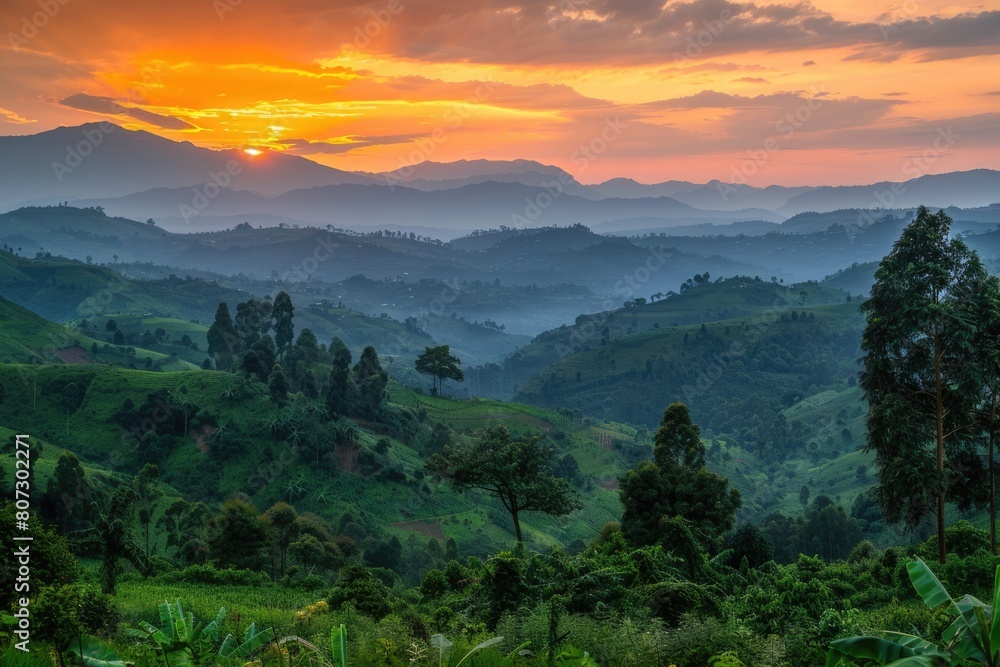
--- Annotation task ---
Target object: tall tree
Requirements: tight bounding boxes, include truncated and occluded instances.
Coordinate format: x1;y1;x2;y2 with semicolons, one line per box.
620;402;740;553
207;302;240;370
971;275;1000;552
44;451;90;534
426;425;580;543
263;502;300;576
859;207;991;563
353;346;387;418
272;291;295;359
268;363;289;406
415;345;465;395
326;341;353;418
95;465;156;594
234;298;272;348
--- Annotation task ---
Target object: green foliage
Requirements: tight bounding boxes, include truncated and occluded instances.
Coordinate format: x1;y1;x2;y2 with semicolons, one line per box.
829;557;1000;666
620;403;740;553
63;634;126;667
98;467;157;594
426;425;580;543
328;565;393;621
331;622;348;667
415;345;465;395
134;599;226;667
860;207;997;561
207;497;270;571
217;620;276;661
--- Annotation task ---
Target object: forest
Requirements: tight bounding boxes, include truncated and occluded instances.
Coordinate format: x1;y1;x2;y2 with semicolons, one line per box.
3;207;1000;667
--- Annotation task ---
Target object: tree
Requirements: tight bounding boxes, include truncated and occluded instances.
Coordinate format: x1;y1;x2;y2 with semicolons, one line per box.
426;425;580;543
207;302;240;370
620;403;741;552
971;274;1000;552
263;502;299;577
268;364;289;405
301;370;319;400
353;346;387;418
44;452;90;534
207;497;270;571
272;291;295;358
415;345;464;395
859;207;992;563
234;298;272;347
654;403;704;468
60;382;84;438
95;465;156;594
326;341;352;418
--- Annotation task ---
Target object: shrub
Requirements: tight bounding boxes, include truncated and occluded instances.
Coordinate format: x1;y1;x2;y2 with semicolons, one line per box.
156;564;270;587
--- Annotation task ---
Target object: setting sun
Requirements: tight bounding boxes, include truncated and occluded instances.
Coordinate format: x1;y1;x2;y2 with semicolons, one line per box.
243;148;262;156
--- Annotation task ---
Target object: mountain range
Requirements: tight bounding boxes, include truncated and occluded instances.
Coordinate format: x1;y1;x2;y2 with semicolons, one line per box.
2;123;998;236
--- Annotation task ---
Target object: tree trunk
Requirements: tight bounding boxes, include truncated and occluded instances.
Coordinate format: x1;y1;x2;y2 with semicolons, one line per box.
935;333;947;564
992;395;997;553
512;511;523;543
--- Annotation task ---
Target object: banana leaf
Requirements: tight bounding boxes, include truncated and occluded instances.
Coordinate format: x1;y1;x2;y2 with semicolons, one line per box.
827;635;951;667
63;635;126;667
455;636;503;667
331;623;348;667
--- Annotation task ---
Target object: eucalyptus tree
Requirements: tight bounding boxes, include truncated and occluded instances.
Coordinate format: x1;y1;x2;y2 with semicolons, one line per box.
859;207;994;563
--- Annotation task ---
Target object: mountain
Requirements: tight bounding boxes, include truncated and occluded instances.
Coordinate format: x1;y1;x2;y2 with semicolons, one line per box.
78;180;783;233
777;169;1000;216
0;123;375;209
375;158;573;182
591;178;815;211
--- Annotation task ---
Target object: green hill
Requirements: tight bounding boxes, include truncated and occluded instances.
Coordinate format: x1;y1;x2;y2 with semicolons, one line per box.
0;360;634;557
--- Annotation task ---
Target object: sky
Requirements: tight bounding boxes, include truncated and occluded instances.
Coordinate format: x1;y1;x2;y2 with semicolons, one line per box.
1;0;998;185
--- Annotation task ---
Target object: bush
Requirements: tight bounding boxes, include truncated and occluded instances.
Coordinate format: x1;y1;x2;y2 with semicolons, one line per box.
32;585;117;649
420;569;448;599
328;565;392;621
156;564;270;587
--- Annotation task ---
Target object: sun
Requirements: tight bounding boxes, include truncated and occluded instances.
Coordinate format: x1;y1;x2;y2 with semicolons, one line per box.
243;148;262;156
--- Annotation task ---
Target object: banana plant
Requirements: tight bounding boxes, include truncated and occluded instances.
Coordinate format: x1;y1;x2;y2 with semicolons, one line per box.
134;599;224;667
218;622;276;661
429;634;504;667
63;634;126;667
330;623;348;667
828;558;1000;666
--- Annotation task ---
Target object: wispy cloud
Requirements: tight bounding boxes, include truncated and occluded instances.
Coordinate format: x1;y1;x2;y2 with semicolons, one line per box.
59;93;196;130
0;107;36;124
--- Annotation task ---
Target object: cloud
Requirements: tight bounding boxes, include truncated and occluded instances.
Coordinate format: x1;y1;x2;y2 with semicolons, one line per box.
732;77;769;84
59;94;196;130
0;107;36;124
802;60;817;66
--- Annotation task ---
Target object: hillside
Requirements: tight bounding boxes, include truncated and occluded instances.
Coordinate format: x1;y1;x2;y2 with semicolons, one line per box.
0;362;629;555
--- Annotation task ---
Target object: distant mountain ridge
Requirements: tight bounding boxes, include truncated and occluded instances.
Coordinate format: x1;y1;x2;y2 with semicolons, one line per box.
0;123;375;209
0;123;997;231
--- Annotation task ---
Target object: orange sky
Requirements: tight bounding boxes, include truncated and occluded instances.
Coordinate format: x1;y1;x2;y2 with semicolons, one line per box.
1;0;998;185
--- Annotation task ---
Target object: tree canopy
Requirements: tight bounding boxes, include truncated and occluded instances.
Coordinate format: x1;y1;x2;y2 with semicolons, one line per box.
859;206;996;562
620;402;741;554
425;425;580;543
415;345;464;395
